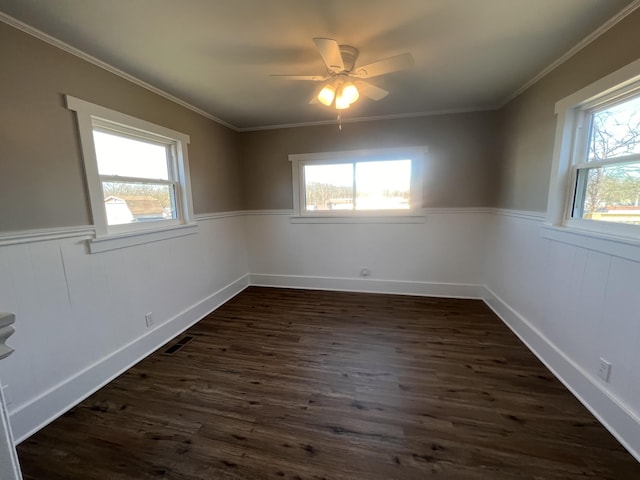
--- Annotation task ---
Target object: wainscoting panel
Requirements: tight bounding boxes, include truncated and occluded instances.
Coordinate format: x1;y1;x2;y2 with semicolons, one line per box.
0;215;249;442
483;211;640;461
2;208;640;462
245;210;490;288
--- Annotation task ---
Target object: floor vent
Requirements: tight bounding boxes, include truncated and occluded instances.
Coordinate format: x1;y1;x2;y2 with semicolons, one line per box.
161;335;196;356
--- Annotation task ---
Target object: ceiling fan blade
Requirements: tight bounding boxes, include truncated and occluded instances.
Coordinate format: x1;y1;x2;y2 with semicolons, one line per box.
354;52;414;78
270;74;327;81
313;37;344;73
354;81;389;101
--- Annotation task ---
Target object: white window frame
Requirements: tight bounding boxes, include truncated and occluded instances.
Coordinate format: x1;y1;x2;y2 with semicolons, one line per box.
545;58;640;247
289;147;426;224
66;95;197;252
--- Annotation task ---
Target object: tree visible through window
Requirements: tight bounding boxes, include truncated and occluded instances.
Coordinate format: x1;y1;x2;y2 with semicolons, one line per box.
66;95;195;245
573;94;640;225
93;128;178;225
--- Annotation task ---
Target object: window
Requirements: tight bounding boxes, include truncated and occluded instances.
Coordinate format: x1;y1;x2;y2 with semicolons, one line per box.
547;58;640;240
66;96;196;252
572;94;640;226
290;147;425;222
94;124;180;226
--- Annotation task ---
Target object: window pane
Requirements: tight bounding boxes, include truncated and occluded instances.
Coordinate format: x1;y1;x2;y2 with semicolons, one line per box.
102;181;177;225
93;130;170;180
355;160;411;210
304;163;354;211
588;95;640;162
575;161;640;224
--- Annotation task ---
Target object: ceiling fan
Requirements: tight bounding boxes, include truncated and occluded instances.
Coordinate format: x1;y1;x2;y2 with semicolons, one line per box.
271;38;414;110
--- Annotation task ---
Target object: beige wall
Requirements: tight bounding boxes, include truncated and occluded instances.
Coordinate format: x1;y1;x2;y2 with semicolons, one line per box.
8;6;637;225
239;111;500;210
497;9;640;212
0;22;242;232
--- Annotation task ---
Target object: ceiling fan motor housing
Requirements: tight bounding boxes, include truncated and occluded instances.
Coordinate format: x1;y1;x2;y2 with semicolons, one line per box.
338;45;359;73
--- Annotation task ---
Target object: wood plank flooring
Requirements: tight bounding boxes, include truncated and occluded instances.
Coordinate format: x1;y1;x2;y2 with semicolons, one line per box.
17;287;640;479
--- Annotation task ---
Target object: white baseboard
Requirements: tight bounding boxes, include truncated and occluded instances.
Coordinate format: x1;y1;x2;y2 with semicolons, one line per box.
249;273;485;299
10;274;250;444
482;285;640;463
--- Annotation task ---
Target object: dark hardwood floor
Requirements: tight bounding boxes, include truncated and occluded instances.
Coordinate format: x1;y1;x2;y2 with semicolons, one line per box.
17;287;640;479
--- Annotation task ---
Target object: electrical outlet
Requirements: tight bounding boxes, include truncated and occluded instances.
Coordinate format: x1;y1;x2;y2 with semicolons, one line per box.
597;358;611;382
145;312;154;328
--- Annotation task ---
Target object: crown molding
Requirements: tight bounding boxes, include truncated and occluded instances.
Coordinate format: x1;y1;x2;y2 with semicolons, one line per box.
1;9;493;133
501;0;640;107
237;105;499;132
0;12;239;132
3;1;639;132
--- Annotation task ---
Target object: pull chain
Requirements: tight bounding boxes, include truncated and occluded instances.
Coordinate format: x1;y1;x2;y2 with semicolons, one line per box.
338;113;342;131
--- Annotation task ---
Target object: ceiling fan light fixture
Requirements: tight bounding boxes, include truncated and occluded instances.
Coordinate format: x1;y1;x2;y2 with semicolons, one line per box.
273;38;411;112
335;85;351;110
341;82;359;105
317;84;336;106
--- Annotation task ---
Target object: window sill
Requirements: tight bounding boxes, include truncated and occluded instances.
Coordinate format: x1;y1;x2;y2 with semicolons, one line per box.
290;214;426;224
88;223;198;253
539;224;640;262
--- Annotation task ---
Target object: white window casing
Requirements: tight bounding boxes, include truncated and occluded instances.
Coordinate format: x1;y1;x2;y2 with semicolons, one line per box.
289;146;427;224
544;58;640;257
66;95;197;252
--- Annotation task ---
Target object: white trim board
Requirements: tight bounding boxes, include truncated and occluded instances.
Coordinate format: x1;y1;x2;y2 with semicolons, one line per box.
482;286;640;463
0;207;525;246
0;210;274;247
249;274;485;299
492;209;545;221
0;226;95;247
194;211;248;221
540;225;640;263
10;274;249;444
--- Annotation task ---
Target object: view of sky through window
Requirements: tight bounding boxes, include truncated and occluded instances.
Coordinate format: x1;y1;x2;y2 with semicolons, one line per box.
93;130;169;180
303;159;411;211
93;130;176;225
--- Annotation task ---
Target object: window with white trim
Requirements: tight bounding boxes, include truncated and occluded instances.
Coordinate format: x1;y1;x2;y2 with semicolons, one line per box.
66;96;196;251
572;94;640;225
290;147;425;219
548;58;640;240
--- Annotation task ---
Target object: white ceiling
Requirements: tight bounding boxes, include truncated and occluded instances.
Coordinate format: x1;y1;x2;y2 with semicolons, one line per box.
0;0;635;130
